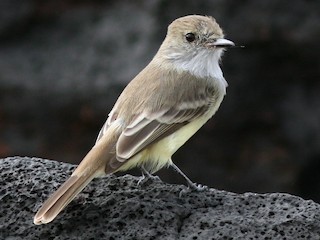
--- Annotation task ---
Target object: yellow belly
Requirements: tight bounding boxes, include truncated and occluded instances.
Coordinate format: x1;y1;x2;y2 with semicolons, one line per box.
117;108;216;173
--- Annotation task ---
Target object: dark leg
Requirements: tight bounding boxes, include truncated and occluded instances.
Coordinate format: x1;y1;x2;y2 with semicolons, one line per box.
170;162;208;192
137;166;161;185
140;166;155;178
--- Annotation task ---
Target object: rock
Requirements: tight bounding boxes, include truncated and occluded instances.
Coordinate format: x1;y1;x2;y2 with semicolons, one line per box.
1;0;320;210
1;156;320;239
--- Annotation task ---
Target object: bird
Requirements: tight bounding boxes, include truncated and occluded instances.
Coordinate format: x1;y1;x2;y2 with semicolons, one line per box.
34;14;234;225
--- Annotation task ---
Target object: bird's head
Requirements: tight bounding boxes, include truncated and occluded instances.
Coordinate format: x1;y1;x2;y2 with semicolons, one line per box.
157;15;234;79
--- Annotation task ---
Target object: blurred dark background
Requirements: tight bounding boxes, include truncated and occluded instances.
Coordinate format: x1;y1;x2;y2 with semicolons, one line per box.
1;0;319;202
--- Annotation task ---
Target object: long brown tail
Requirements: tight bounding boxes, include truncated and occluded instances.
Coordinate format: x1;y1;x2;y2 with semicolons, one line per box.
33;173;95;225
34;131;119;225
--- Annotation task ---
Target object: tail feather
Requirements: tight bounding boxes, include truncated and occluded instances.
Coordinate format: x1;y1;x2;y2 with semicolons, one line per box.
34;129;121;225
33;174;94;225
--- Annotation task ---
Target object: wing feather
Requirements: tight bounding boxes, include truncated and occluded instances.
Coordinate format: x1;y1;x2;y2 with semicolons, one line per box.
115;103;210;161
94;65;220;170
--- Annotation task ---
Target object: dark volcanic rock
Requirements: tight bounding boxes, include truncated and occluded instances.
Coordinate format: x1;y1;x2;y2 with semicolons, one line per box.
1;157;320;239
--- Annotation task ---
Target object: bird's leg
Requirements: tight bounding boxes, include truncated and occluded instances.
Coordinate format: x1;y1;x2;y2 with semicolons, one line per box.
137;166;161;186
141;166;154;178
170;162;208;195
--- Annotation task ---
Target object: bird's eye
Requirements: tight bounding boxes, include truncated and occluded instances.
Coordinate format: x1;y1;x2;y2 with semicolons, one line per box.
185;33;196;42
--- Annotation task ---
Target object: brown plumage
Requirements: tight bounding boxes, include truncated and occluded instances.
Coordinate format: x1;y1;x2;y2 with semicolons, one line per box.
34;15;234;224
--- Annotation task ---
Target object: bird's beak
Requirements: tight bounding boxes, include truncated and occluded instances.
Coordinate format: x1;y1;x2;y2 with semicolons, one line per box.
206;38;235;48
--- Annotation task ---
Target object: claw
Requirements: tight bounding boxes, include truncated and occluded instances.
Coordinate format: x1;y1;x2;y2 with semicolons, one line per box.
137;174;161;186
137;166;161;186
179;183;209;197
189;183;209;191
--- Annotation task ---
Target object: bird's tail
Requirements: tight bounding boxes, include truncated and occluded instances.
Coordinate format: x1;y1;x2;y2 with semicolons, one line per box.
34;131;119;225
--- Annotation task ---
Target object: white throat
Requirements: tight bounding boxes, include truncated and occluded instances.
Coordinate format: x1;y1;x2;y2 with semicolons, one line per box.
165;48;228;89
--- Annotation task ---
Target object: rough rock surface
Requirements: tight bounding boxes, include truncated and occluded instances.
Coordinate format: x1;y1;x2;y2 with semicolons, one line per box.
1;157;320;239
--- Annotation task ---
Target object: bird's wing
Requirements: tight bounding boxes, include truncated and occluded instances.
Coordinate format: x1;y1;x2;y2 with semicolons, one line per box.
95;66;219;170
113;103;210;163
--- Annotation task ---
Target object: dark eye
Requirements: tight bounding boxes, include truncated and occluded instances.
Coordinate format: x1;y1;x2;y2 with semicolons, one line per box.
185;33;196;42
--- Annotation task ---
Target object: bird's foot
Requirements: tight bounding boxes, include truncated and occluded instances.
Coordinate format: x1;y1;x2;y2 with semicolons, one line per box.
179;183;209;198
137;174;161;186
137;166;161;186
